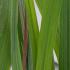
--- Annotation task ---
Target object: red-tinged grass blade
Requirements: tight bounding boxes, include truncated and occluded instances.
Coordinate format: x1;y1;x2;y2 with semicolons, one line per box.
24;0;39;70
18;0;28;70
22;9;28;70
59;0;70;70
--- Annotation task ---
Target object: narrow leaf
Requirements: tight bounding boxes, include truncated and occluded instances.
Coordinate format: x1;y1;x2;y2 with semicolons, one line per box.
0;0;11;69
10;0;22;70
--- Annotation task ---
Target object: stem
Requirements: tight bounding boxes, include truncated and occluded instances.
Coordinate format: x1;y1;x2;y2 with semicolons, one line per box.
18;0;28;69
23;9;28;70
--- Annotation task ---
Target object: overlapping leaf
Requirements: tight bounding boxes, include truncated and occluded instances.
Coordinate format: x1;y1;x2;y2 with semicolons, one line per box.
24;0;39;70
9;0;22;70
0;0;11;69
36;0;63;70
35;0;63;62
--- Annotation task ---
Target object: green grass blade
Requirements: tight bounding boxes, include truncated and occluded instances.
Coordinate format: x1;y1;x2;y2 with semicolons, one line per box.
0;0;11;69
27;36;33;70
53;16;60;61
59;0;70;69
18;15;23;55
36;0;61;62
69;0;70;69
24;0;39;40
36;0;63;70
24;0;39;70
18;10;23;59
10;0;22;70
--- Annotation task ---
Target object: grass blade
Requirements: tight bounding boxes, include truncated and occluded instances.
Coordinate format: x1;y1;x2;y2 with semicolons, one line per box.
24;0;39;70
0;0;11;69
36;0;63;70
36;0;61;62
10;0;22;70
59;0;70;69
